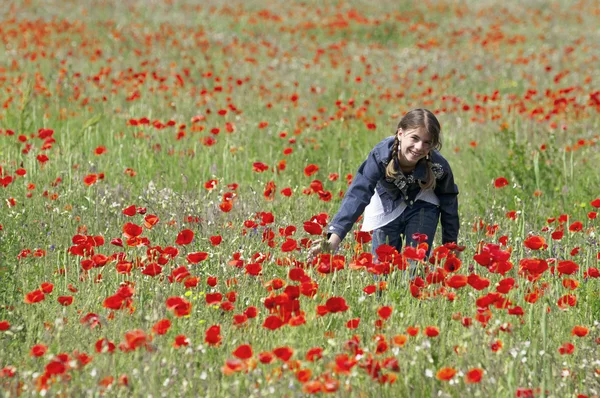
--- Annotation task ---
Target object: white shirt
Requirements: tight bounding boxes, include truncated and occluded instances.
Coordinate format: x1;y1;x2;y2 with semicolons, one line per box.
360;188;439;231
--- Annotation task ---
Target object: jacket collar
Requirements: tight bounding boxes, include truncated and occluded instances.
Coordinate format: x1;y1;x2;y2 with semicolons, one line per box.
411;159;428;181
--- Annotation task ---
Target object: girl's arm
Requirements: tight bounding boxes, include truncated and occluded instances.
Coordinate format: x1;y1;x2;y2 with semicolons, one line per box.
434;164;460;244
326;149;385;243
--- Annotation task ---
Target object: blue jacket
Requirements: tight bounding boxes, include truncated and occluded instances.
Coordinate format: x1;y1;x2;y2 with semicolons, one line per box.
327;136;459;244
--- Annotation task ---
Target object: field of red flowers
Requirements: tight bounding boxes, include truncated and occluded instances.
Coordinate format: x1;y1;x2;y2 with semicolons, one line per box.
1;0;599;396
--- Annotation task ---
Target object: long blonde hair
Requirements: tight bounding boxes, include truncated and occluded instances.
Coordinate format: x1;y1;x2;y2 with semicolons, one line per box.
385;109;442;190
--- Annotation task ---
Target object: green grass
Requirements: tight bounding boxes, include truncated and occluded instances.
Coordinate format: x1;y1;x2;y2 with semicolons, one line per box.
0;0;599;396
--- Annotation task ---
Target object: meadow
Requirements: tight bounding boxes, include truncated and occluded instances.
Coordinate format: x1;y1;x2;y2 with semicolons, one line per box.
0;0;599;396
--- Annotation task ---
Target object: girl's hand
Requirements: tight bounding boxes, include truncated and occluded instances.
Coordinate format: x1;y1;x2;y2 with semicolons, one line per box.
307;234;341;262
307;238;325;263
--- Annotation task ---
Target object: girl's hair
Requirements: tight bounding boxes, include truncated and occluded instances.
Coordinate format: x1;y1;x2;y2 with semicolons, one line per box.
385;108;442;190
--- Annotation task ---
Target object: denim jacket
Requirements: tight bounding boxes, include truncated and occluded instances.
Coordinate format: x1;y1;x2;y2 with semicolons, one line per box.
327;136;459;244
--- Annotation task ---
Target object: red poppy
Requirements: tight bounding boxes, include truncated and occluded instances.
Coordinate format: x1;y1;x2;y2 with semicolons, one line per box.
588;268;600;278
169;266;190;283
144;214;159;229
403;246;427;261
244;306;258;318
490;340;503;352
30;344;47;357
424;326;439;337
558;342;574;355
83;174;98;186
303;221;322;235
245;262;262;276
325;297;349;313
141;263;162;277
95;338;116;353
252;162;269;173
258;351;274;364
165;297;192;317
233;344;253;360
40;282;54;294
467;274;490;290
205;325;222;346
519;258;549;277
219;201;233;212
205;293;222;305
24;289;45;304
378;306;393;320
494;177;509;188
411;233;428;242
302;347;323;363
281;238;298;252
209;235;222;246
436;367;457;381
590;198;600;208
263;316;284;330
562;278;579;290
273;346;294;361
207;276;218;287
0;176;13;188
557;260;578;275
173;335;189;348
446;274;467;289
204;179;218;190
0;321;9;331
363;285;376;295
406;326;419;336
568;221;583;232
346;318;360;329
123;222;143;238
443;256;461;272
304;164;319;177
523;235;546;250
465;368;484;383
492;276;513;292
505;210;517;220
151;319;171;335
392;334;408;346
103;294;129;310
121;329;150;352
184;276;200;288
57;296;73;306
45;360;67;376
122;205;137;216
175;229;194;245
187;252;208;264
571;325;588;337
508;306;524;316
233;314;248;325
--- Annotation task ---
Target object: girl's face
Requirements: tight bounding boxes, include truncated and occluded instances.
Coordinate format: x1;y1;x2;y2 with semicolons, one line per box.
397;128;433;167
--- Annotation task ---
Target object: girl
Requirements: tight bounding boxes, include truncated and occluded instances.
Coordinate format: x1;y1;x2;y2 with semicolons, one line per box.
308;109;459;270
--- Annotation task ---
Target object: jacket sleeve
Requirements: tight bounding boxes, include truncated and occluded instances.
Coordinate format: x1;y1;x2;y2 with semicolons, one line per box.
434;163;460;244
326;149;385;242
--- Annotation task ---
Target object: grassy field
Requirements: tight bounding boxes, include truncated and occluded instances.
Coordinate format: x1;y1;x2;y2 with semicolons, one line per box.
1;0;599;396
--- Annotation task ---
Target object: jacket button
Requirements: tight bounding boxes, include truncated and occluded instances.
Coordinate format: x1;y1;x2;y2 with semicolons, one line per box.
410;200;414;205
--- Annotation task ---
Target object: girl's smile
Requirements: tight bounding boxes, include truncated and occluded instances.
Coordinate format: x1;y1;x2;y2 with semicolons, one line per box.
397;128;433;168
